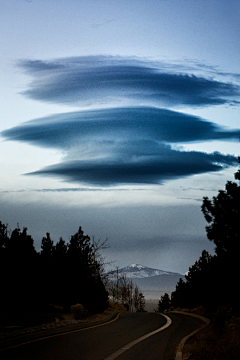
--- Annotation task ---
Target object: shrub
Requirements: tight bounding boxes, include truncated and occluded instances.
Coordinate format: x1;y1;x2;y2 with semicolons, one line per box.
113;303;128;311
182;307;240;360
108;299;114;308
48;304;64;312
70;303;87;320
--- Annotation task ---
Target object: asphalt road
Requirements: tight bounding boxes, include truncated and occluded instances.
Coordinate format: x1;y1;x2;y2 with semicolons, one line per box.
0;312;204;360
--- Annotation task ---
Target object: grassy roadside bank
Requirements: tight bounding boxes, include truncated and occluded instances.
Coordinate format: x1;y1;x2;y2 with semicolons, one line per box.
178;307;240;360
0;303;127;342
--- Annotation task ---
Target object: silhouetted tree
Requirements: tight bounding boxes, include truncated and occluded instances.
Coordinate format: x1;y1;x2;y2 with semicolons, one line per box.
0;221;9;273
0;221;9;310
3;226;39;311
41;232;54;259
67;227;93;272
185;250;214;307
172;250;219;310
171;278;187;308
39;232;56;307
172;160;240;311
50;237;68;305
157;293;171;312
55;237;67;260
92;236;112;281
64;226;108;312
0;222;108;314
201;161;240;310
133;285;145;312
106;271;138;311
202;182;240;259
0;221;8;254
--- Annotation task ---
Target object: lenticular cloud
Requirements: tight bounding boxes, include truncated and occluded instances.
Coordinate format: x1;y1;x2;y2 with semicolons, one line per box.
3;107;240;149
19;56;240;108
2;56;239;186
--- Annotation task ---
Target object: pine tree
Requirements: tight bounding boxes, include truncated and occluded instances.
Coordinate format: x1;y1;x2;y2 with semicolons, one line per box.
157;293;171;312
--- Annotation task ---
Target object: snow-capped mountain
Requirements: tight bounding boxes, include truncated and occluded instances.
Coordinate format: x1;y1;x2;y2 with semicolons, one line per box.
108;264;184;300
109;263;181;279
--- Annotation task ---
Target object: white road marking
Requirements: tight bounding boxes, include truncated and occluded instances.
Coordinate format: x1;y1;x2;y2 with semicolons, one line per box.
104;314;172;360
173;311;210;360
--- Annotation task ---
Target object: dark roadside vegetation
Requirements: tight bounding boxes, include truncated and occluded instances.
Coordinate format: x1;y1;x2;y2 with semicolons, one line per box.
1;160;240;359
0;224;109;334
157;158;240;360
0;221;145;337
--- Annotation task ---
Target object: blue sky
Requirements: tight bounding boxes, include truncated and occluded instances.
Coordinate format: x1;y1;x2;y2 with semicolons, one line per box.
0;0;240;273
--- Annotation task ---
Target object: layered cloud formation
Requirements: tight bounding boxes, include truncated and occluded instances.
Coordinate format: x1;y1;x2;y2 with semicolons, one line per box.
19;56;240;107
3;107;240;148
2;56;240;186
25;150;237;186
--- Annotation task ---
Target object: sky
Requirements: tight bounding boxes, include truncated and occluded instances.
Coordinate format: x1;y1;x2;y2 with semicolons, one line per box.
1;0;240;274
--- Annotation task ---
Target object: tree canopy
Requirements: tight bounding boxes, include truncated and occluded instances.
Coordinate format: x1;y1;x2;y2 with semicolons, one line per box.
0;224;108;314
157;293;171;312
171;160;240;311
201;161;240;259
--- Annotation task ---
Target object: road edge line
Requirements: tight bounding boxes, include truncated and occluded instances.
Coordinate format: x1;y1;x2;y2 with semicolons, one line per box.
172;311;210;360
104;313;172;360
0;312;121;353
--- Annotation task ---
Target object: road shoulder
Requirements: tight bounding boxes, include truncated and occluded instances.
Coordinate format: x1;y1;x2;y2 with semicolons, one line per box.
0;310;120;351
172;311;210;360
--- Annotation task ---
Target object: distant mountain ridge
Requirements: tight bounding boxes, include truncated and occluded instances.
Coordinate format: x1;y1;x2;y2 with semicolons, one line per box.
108;264;184;300
109;263;182;279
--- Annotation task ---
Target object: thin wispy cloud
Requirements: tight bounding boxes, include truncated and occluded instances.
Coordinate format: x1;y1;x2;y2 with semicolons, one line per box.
0;187;143;193
19;56;240;108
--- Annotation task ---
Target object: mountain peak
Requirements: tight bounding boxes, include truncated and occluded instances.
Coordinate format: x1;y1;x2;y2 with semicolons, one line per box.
126;264;145;269
110;264;180;279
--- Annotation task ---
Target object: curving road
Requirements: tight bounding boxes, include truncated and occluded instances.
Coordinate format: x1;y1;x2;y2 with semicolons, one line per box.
0;312;205;360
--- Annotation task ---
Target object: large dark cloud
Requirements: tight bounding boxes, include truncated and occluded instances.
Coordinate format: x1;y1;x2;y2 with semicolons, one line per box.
3;55;239;186
19;56;240;107
26;149;237;186
2;107;240;149
2;106;239;185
